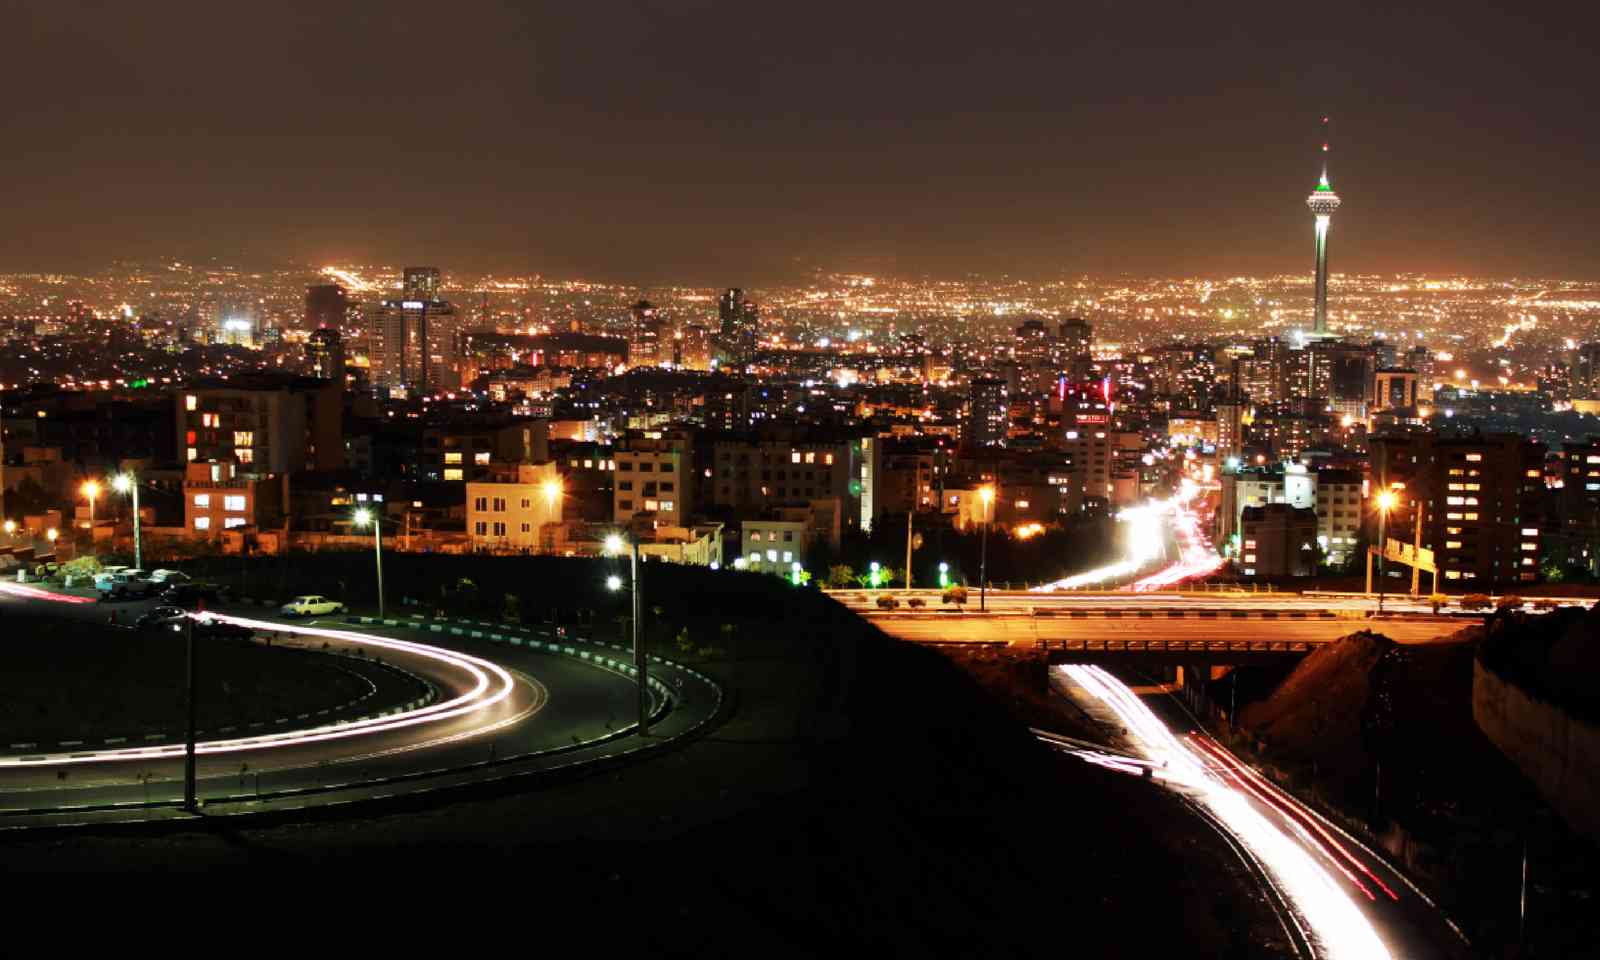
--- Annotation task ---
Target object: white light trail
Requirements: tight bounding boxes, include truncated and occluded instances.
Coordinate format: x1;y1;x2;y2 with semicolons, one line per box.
0;612;516;768
1060;665;1393;960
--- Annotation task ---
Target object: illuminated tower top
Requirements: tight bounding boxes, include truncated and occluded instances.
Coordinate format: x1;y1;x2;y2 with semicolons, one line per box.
1306;129;1342;217
1306;117;1342;336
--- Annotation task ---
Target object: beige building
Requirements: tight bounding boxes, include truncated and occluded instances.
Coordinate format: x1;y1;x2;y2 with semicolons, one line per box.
183;461;281;539
466;462;564;552
614;430;692;528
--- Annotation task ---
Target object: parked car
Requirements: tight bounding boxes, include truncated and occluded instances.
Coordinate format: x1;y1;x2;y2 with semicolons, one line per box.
135;605;188;630
159;583;221;609
96;570;157;600
147;569;191;585
279;595;346;617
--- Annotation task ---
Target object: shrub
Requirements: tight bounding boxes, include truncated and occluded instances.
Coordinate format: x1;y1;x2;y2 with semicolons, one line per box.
1532;599;1558;611
875;595;900;610
942;585;969;605
1495;595;1525;610
1428;592;1448;614
907;597;925;608
1460;593;1491;611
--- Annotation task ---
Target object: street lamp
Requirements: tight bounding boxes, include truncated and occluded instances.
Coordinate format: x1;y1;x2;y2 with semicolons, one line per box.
869;561;880;588
353;507;384;619
1374;490;1397;615
978;484;995;612
81;479;100;541
604;530;649;735
938;561;949;589
3;519;14;544
112;472;141;570
790;560;802;586
46;527;58;546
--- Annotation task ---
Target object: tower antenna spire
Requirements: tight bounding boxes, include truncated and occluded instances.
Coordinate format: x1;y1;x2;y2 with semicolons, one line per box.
1320;115;1332;186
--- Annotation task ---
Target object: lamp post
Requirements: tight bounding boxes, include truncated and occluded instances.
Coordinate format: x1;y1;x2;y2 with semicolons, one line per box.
978;484;995;611
605;532;648;735
81;479;100;545
46;527;58;550
1375;490;1397;615
176;616;197;810
938;561;949;589
542;477;563;554
3;519;15;545
354;507;384;619
112;472;141;570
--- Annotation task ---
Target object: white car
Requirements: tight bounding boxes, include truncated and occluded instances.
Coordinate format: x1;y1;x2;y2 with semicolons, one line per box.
148;569;191;584
279;595;346;617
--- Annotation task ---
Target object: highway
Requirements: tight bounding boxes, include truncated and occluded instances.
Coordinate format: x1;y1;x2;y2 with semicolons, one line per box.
0;582;721;825
1051;665;1469;960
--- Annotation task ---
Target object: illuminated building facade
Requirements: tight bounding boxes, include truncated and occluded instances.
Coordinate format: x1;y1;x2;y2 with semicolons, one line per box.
1306;117;1342;336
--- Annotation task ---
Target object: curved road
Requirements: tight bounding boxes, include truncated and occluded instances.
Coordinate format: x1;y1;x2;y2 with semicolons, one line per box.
0;584;720;826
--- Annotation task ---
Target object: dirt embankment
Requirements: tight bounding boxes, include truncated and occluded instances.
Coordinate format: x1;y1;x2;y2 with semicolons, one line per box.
1237;626;1600;955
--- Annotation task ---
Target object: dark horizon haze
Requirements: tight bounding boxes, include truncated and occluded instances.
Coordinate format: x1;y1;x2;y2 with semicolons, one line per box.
4;1;1598;284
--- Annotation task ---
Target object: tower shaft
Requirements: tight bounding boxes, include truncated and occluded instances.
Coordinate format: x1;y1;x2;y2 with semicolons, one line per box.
1313;215;1331;334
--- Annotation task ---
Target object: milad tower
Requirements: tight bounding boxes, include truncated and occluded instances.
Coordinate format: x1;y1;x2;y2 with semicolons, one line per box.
1306;117;1342;336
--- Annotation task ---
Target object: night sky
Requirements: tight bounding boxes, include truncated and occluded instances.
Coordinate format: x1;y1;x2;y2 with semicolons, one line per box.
4;1;1597;282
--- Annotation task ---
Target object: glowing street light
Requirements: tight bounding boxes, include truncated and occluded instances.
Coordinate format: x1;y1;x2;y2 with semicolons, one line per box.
790;560;802;586
81;479;101;538
353;507;384;619
1373;490;1398;615
542;477;563;514
46;527;58;545
938;561;949;589
604;526;649;735
111;472;141;569
869;561;880;588
978;485;995;611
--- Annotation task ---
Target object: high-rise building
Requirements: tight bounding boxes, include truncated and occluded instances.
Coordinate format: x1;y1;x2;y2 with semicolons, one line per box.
964;376;1009;449
1059;318;1092;358
370;268;458;394
178;375;343;474
1572;342;1600;401
1372;368;1419;411
716;288;759;370
306;328;345;382
629;299;667;368
1369;432;1545;585
403;267;441;301
304;284;351;333
1306;117;1343;336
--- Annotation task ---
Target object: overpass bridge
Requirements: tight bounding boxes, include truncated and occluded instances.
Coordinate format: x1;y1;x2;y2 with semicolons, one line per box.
852;608;1468;663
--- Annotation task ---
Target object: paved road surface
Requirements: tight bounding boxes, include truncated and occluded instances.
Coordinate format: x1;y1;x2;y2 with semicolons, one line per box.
1052;665;1470;960
0;584;719;825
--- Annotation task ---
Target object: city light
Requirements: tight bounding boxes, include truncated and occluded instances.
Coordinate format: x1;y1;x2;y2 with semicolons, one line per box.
604;533;625;555
606;574;623;592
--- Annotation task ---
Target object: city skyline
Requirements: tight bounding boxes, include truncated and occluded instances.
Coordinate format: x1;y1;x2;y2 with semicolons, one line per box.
3;2;1598;281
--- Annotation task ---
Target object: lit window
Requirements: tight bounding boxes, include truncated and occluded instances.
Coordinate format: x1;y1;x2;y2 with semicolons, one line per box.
1445;570;1461;580
187;447;197;461
193;494;210;508
1016;500;1030;509
444;452;463;464
1522;542;1537;551
766;549;777;562
1522;557;1534;566
1521;528;1538;536
1446;512;1463;520
645;499;659;510
185;395;197;411
224;517;246;529
791;451;801;464
1446;496;1464;505
1465;513;1479;520
1466;453;1483;462
824;453;834;465
233;431;253;446
193;516;210;530
224;495;245;511
660;500;674;511
805;452;816;464
782;551;793;562
1526;470;1540;478
236;448;253;464
1445;541;1462;549
1244;554;1257;563
474;452;490;464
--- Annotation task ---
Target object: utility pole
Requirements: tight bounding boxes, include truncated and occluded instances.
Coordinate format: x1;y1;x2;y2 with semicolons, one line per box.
904;510;913;593
631;537;647;735
183;616;198;811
